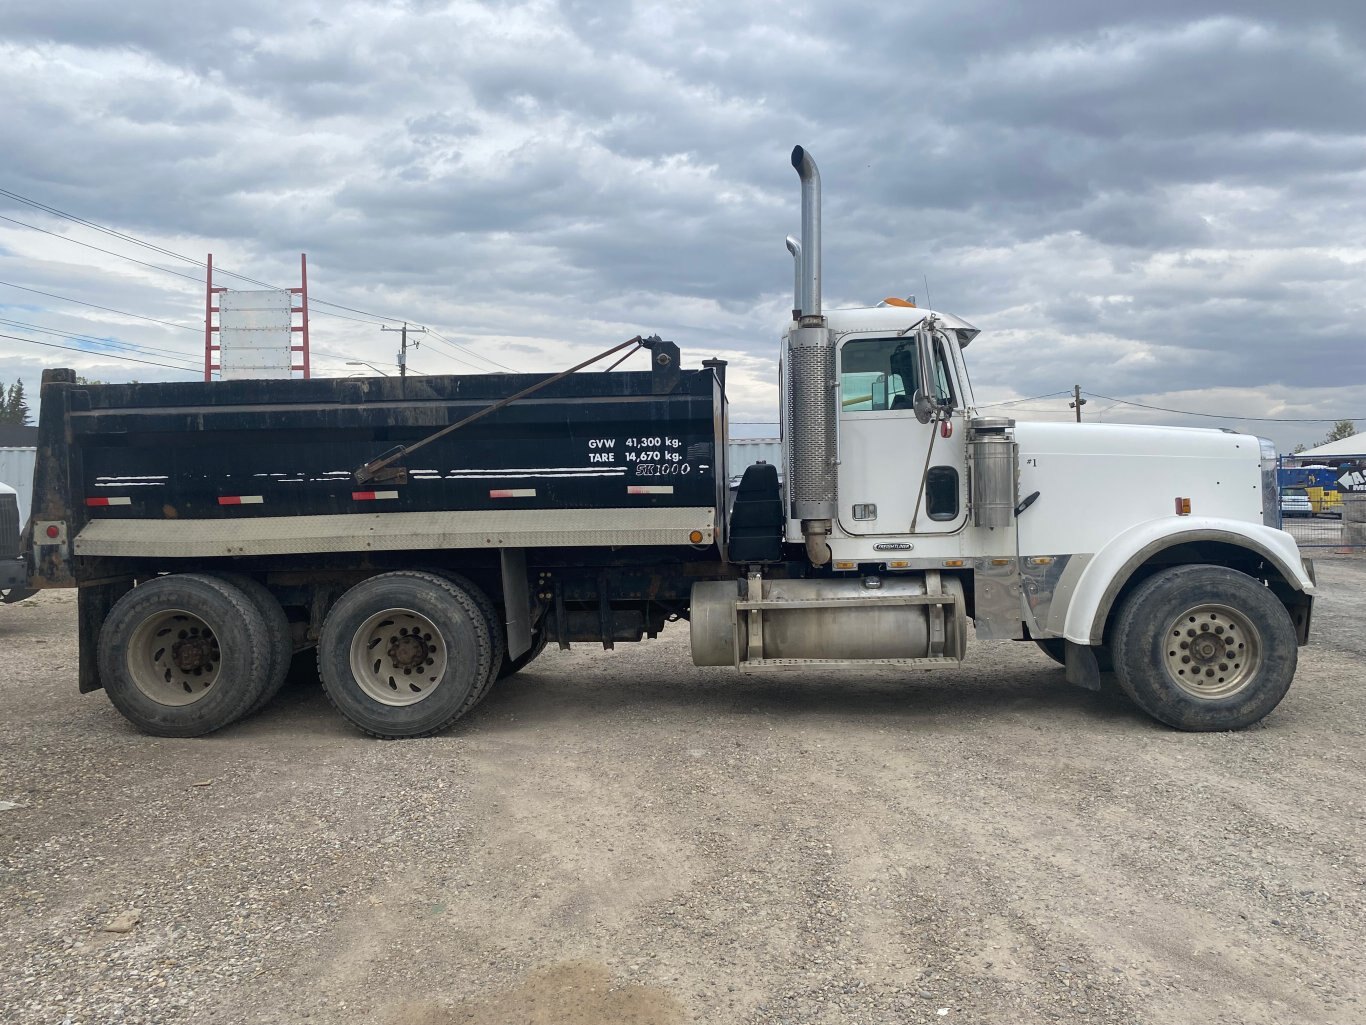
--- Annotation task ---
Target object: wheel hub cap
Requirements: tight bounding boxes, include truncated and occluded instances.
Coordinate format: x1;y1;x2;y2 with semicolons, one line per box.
350;608;447;706
1163;603;1262;700
127;611;221;706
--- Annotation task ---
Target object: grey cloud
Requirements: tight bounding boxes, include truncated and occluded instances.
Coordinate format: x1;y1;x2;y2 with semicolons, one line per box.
2;0;1365;452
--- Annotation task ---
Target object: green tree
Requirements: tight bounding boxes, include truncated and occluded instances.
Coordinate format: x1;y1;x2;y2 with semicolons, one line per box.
0;379;32;426
1321;419;1356;445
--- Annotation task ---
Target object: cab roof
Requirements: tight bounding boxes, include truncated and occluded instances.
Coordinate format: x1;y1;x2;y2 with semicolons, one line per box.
821;304;980;347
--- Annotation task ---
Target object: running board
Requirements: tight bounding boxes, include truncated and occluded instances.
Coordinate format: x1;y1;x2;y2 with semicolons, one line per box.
738;655;963;674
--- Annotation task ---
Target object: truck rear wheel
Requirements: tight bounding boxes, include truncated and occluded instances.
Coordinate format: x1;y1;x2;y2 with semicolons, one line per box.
428;570;505;707
210;573;292;716
318;571;492;738
97;574;270;737
1111;565;1297;731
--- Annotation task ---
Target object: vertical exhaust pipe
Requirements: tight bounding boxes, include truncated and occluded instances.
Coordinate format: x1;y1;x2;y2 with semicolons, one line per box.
785;235;802;320
790;146;822;322
786;146;834;565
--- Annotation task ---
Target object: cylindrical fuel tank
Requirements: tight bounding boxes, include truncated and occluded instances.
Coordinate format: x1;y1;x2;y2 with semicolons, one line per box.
969;417;1018;529
690;575;966;667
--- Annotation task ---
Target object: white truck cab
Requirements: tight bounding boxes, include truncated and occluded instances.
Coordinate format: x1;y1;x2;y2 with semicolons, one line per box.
692;147;1313;733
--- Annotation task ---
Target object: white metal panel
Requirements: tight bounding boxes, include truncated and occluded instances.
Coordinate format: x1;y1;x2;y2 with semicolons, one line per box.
727;438;781;479
74;506;716;558
0;447;36;527
1014;422;1265;557
219;289;293;380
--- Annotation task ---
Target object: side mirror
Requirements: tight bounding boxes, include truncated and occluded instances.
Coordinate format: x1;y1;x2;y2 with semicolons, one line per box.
912;391;934;424
914;329;937;422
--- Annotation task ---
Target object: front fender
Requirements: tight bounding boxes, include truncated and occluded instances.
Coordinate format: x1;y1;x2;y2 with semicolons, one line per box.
1062;517;1313;645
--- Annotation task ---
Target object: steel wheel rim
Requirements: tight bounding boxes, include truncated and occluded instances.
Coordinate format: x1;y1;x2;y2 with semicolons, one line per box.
349;607;447;706
1163;603;1262;700
127;609;221;706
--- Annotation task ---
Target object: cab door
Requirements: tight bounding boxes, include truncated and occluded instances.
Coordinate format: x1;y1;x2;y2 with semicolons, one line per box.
835;331;967;536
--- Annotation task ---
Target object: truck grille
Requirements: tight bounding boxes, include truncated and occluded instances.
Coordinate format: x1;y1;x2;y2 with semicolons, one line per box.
0;493;19;560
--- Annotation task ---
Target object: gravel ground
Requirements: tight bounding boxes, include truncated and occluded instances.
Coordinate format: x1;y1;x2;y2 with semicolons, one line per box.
2;560;1364;1025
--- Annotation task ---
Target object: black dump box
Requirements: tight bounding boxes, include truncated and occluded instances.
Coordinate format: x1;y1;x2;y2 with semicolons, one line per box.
31;346;727;580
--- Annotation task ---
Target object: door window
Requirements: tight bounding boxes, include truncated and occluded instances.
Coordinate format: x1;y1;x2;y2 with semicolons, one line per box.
840;337;921;413
840;335;959;413
925;466;959;521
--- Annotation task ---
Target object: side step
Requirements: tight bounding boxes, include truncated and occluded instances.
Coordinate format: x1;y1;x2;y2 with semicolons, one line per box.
739;655;962;674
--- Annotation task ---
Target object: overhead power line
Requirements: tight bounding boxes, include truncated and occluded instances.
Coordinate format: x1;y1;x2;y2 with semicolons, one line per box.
0;186;523;366
425;328;515;372
976;391;1072;409
0;317;200;365
3;189;406;325
1084;392;1361;423
0;331;198;373
0;212;204;284
0;278;200;332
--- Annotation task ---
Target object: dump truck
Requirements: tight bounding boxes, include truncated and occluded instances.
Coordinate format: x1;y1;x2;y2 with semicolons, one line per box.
25;147;1314;738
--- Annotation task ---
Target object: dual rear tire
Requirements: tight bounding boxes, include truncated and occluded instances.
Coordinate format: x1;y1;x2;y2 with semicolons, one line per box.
98;574;281;737
317;571;496;738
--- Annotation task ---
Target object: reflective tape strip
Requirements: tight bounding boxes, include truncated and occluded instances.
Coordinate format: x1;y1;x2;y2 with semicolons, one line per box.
489;489;537;498
217;496;265;506
627;485;674;495
351;491;400;501
85;497;132;507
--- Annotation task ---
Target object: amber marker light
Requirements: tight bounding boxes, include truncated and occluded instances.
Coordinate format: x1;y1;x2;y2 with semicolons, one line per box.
689;530;704;543
1174;497;1192;515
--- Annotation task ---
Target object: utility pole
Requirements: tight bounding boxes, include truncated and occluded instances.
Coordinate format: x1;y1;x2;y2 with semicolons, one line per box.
1070;384;1087;423
381;322;426;380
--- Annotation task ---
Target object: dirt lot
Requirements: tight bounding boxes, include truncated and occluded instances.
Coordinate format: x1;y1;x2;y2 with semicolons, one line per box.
2;560;1364;1025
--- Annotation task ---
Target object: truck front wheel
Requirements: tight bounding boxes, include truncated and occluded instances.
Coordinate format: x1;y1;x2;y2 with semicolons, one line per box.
1111;565;1297;731
97;574;270;737
318;571;493;738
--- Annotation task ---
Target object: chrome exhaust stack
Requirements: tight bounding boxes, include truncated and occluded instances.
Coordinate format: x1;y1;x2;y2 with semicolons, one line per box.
786;146;835;564
791;146;822;322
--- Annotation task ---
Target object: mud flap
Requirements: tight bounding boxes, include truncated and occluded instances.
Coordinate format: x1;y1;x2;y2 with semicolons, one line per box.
500;548;532;659
1064;640;1102;692
78;579;134;693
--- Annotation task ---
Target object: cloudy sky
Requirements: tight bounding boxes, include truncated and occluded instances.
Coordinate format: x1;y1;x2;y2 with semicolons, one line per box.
1;0;1364;449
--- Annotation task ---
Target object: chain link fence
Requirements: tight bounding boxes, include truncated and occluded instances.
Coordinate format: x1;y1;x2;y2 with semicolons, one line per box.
1276;455;1366;550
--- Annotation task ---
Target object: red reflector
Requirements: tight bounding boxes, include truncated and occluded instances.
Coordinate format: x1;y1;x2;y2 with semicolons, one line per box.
217;496;264;506
46;525;59;538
